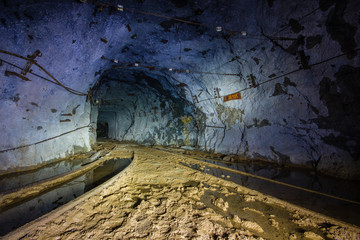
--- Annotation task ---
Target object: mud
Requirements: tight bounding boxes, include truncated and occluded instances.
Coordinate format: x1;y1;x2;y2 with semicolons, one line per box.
3;142;359;240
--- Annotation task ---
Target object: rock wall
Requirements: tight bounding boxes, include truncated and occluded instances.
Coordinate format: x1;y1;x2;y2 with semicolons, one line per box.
0;0;108;170
0;0;359;179
94;70;198;146
187;0;360;179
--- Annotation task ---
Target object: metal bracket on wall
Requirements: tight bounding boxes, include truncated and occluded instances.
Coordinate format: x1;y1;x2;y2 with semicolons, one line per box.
5;70;31;81
247;74;258;88
213;88;220;98
21;50;41;75
86;88;94;105
60;112;72;123
60;119;71;123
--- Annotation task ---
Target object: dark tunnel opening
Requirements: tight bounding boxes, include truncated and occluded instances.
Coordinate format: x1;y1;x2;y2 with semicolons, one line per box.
93;69;202;147
96;121;109;139
1;0;360;238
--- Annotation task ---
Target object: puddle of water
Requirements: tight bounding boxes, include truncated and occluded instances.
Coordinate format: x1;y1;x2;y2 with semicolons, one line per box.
182;161;360;227
201;159;360;202
201;186;327;239
0;157;91;193
0;157;131;236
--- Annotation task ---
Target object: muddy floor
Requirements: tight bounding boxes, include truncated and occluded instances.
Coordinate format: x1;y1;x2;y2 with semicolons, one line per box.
3;142;360;240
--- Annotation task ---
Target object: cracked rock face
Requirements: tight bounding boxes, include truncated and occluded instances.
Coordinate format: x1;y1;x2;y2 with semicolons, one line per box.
95;69;198;146
0;0;359;179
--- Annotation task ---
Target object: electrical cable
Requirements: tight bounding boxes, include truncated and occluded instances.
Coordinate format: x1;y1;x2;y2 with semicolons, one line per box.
0;49;87;96
93;2;323;79
183;158;360;206
197;47;360;103
207;6;322;73
93;2;321;89
0;124;92;154
273;7;320;35
104;46;360;97
96;2;261;38
0;58;85;95
101;55;242;77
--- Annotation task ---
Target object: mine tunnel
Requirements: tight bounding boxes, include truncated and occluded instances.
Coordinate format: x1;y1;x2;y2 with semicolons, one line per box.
0;0;360;239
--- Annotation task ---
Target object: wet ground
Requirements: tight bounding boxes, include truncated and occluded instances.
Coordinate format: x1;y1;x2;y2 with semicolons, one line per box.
181;160;360;227
0;155;91;193
153;145;360;227
0;145;132;236
199;158;360;202
2;142;359;240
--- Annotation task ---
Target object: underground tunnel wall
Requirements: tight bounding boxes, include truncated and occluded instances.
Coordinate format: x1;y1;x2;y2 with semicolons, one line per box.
0;0;359;179
94;70;199;146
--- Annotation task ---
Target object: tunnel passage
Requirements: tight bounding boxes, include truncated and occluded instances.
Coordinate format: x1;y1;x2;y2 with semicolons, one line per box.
96;121;109;138
93;69;201;147
0;0;359;181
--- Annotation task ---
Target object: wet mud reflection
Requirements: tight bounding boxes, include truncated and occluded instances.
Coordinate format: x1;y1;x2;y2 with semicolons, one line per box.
0;158;131;236
181;160;360;227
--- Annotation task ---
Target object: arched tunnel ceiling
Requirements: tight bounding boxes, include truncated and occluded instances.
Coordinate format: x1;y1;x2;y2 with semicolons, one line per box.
0;0;359;179
95;69;199;146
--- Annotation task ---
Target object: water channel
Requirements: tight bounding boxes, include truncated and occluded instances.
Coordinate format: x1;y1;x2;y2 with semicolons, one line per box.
0;156;131;236
182;158;360;227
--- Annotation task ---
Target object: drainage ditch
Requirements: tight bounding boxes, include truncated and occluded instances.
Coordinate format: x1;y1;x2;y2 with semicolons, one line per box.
181;159;360;227
0;156;132;236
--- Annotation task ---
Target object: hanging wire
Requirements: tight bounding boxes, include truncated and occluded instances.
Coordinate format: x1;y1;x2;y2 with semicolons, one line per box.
93;2;321;81
0;49;88;96
95;2;265;39
0;58;86;95
206;6;323;74
197;47;360;103
274;7;320;35
0;124;92;154
101;55;241;77
92;2;323;79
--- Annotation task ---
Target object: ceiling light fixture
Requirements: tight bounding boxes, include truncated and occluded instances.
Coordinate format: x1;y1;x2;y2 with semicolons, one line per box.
117;5;124;11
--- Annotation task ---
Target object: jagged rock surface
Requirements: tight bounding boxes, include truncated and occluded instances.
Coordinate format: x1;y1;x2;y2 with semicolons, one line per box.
0;0;359;179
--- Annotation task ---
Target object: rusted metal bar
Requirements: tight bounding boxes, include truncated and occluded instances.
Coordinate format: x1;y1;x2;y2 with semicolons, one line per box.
192;95;199;104
214;88;220;98
247;74;258;88
21;49;41;75
0;49;87;96
205;125;226;129
5;70;31;81
60;119;71;123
